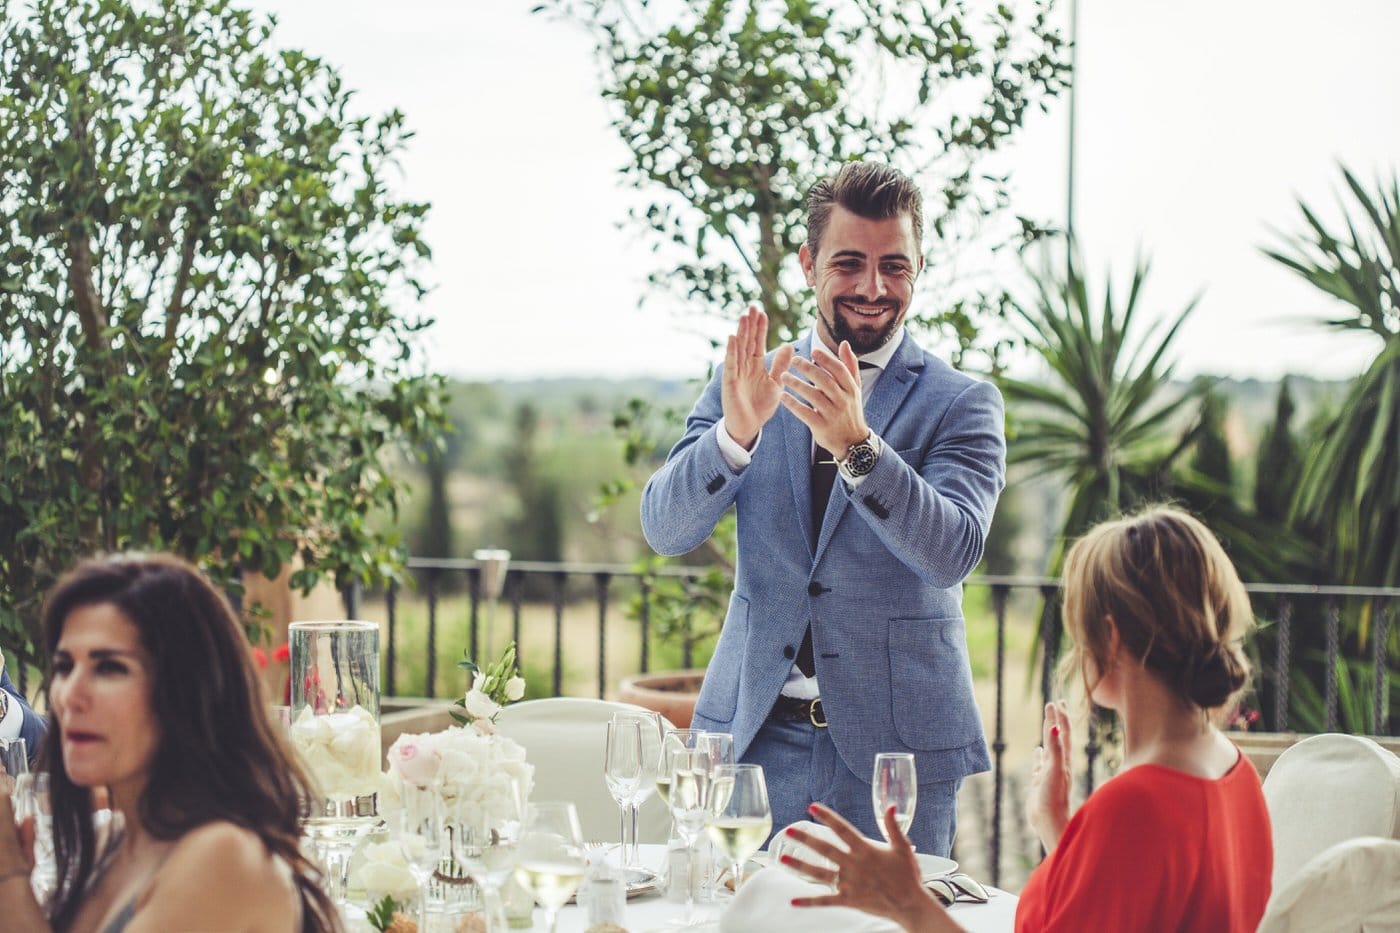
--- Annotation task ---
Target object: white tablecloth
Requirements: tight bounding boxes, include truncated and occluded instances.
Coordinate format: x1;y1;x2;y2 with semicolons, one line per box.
546;845;1017;933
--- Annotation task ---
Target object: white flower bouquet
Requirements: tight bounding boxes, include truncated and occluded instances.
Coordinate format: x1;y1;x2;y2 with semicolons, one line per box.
453;641;527;736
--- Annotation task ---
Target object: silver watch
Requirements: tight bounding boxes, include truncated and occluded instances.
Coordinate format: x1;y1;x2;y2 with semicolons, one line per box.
837;433;879;480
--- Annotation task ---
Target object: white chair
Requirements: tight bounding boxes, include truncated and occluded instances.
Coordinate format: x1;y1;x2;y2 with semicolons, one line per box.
493;697;676;845
1256;836;1400;933
1261;733;1400;892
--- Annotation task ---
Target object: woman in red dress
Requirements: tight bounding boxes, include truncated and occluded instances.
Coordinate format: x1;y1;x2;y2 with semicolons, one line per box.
786;506;1273;932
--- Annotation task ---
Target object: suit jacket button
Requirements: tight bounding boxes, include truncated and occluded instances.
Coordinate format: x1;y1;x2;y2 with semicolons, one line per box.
807;581;823;596
783;645;795;659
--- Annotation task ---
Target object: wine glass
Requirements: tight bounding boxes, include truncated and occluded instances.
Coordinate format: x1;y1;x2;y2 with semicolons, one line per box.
456;779;523;933
872;752;917;844
657;728;705;806
704;764;771;895
603;719;643;860
665;748;712;925
612;709;663;874
392;783;447;933
514;801;588;933
694;732;734;899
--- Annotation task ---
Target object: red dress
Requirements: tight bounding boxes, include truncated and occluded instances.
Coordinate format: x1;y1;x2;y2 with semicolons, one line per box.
1015;750;1273;932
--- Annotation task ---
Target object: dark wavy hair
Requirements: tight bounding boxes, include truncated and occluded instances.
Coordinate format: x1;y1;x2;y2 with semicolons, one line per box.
39;553;341;932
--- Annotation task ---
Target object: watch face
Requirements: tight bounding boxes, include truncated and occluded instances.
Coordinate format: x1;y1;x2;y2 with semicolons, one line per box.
843;441;878;477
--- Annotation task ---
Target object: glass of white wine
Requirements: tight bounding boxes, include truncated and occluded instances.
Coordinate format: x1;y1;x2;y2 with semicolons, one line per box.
666;748;713;924
872;752;917;844
514;801;588;933
704;763;770;895
656;728;705;805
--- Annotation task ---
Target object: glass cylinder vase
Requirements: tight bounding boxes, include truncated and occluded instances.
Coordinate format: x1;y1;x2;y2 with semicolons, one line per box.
287;620;385;912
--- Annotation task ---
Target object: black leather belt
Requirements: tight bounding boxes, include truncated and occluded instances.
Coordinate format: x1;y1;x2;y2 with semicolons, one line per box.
772;694;827;727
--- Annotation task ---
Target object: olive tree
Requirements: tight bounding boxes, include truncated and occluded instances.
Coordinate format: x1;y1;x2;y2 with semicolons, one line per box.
0;0;446;668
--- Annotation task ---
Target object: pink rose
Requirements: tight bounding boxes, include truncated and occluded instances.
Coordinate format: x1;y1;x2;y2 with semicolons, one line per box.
390;735;442;787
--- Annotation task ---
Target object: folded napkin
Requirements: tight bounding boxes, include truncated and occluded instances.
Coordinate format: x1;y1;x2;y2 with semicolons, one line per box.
718;866;899;933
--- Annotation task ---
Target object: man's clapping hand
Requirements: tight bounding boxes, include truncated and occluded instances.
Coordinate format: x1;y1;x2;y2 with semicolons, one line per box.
722;306;795;449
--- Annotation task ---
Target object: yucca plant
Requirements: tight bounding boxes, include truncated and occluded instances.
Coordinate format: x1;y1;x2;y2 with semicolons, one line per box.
1266;167;1400;587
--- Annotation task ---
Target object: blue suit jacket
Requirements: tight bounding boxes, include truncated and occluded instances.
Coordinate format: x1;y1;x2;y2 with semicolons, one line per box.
2;664;45;766
641;332;1005;785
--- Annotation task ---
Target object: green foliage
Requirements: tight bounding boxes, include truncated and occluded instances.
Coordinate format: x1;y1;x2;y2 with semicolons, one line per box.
999;250;1208;566
1189;386;1234;494
1254;377;1302;526
1267;167;1400;586
539;0;1070;351
365;894;400;933
0;0;446;663
1288;650;1399;735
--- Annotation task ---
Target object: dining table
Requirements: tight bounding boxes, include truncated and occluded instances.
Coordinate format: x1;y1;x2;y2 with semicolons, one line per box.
363;843;1019;933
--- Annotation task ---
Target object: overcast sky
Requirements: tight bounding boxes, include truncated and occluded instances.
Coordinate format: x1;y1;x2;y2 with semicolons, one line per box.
248;0;1400;383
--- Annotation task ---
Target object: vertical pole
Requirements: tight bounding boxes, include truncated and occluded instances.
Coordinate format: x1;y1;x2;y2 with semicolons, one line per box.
1274;600;1292;732
990;584;1008;889
386;579;398;698
596;573;611;700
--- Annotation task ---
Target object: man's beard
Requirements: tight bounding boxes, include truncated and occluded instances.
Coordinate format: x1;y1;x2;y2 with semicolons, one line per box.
821;298;903;355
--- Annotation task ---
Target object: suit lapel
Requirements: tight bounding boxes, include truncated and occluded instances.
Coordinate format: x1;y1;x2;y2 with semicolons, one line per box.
812;332;925;560
783;334;818;556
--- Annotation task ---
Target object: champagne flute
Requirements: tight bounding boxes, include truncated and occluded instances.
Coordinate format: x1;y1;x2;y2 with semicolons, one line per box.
514;802;588;933
657;728;704;805
613;709;663;873
872;752;917;843
666;748;712;925
695;732;734;900
604;719;643;861
704;764;771;895
392;783;447;933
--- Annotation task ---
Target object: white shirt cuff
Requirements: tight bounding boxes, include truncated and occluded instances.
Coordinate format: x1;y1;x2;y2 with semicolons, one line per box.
716;418;759;471
0;689;22;742
840;433;883;488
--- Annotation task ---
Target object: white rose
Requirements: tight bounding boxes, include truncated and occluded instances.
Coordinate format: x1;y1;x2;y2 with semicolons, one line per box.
350;841;420;901
463;688;500;721
504;676;525;702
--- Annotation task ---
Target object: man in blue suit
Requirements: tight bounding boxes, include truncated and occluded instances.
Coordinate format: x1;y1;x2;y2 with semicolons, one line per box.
1;648;46;768
641;162;1005;856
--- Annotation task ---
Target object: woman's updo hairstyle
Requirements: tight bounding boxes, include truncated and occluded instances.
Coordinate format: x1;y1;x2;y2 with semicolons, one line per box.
1062;506;1253;710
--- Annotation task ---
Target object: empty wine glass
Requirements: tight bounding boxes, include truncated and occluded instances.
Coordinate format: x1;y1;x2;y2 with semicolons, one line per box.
514;801;588;933
393;783;447;933
665;748;712;925
457;779;523;933
872;752;917;844
657;728;705;806
603;718;643;861
704;764;770;895
612;709;663;874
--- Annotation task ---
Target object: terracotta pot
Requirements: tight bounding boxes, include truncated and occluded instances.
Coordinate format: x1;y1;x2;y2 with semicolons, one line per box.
617;668;707;728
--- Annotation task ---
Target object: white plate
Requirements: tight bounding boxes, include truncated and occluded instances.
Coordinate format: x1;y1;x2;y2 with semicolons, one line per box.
917;853;958;879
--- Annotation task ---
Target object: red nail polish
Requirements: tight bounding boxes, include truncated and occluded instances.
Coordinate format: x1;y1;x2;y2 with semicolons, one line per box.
780;854;793;864
1051;726;1060;737
785;827;799;837
808;803;819;814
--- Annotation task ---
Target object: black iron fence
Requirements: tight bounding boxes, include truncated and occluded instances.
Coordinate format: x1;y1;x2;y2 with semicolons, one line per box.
347;559;1399;887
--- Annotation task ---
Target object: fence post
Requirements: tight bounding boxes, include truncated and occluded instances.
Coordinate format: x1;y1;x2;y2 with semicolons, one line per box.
595;573;611;700
468;567;481;664
990;584;1008;889
639;578;652;675
425;569;440;699
1375;599;1391;735
1274;599;1293;732
1325;598;1340;732
552;572;566;697
386;579;398;698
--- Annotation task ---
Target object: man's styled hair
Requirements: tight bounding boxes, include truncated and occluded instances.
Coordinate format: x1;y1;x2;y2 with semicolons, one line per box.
806;161;924;258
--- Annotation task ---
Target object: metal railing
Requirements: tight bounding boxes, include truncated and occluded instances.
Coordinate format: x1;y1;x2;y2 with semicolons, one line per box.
346;559;1400;888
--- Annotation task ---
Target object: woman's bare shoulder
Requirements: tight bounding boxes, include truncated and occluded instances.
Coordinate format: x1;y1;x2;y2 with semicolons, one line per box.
130;822;298;932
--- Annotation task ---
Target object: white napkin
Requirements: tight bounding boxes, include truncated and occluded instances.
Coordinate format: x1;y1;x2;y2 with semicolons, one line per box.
719;865;899;933
766;819;841;875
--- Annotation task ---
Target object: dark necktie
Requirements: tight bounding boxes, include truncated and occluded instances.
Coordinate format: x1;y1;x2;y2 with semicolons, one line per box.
796;360;876;678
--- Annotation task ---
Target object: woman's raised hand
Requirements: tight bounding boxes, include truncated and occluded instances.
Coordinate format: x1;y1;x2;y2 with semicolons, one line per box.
785;803;962;932
1026;700;1072;853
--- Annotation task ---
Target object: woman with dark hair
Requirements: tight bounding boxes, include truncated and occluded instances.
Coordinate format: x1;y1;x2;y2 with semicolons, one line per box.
784;506;1274;931
0;553;341;931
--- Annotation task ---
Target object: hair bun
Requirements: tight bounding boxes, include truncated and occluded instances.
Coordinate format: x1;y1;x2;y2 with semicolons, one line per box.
1183;642;1248;708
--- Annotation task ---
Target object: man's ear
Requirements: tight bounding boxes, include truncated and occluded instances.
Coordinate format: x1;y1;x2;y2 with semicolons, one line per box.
798;243;816;287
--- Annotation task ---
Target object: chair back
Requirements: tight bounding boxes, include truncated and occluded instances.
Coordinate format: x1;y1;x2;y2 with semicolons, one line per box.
1256;836;1400;933
1261;733;1400;891
494;697;676;844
